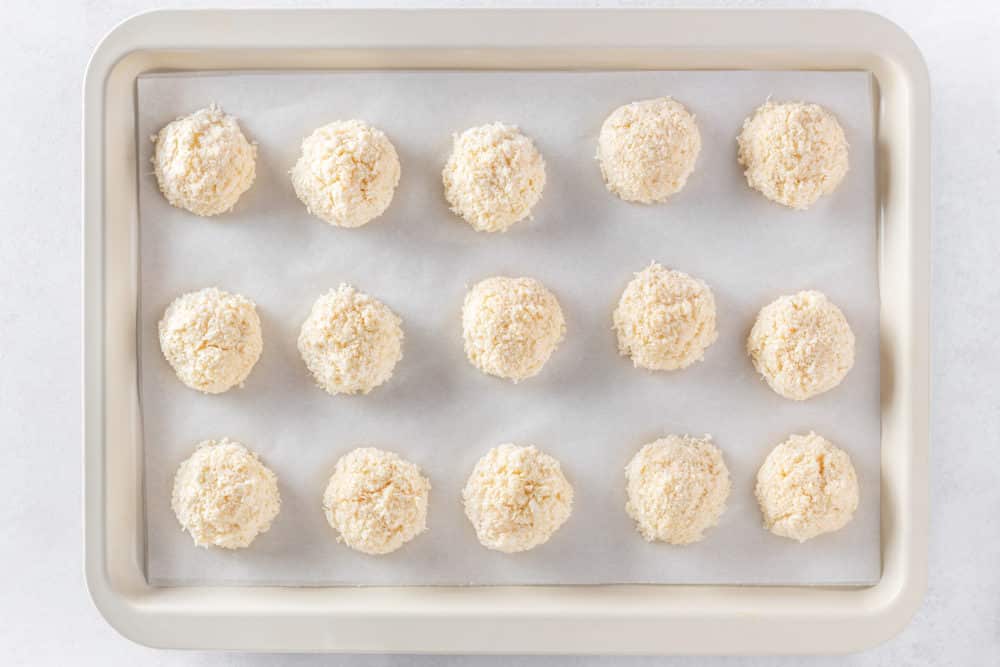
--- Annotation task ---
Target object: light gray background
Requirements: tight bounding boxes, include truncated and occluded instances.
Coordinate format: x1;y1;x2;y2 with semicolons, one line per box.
0;0;996;663
138;70;877;587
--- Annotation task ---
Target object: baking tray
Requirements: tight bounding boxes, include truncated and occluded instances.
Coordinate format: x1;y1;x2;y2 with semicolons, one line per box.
83;9;930;654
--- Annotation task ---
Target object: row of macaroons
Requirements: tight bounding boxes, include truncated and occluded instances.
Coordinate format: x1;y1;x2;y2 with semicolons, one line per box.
159;262;855;400
158;264;856;402
170;432;860;554
151;97;850;229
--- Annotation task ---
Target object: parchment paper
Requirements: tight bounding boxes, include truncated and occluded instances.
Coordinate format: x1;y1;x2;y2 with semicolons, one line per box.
138;70;879;587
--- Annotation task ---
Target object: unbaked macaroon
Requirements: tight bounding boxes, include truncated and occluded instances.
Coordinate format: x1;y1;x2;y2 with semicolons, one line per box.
755;432;859;542
737;100;849;210
158;287;263;394
298;284;403;396
291;120;401;227
442;122;546;232
462;276;566;382
625;435;731;545
323;447;430;555
462;444;573;553
152;105;256;216
171;438;280;549
597;97;701;204
747;290;855;400
613;262;718;371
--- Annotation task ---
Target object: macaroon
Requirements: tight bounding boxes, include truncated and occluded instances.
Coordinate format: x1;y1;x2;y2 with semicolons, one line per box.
158;287;263;394
747;290;855;400
737;100;849;210
613;262;718;371
461;276;565;382
323;447;430;555
291;119;401;227
755;432;859;542
152;105;257;216
298;284;403;396
442;122;546;232
171;438;280;549
597;97;701;203
462;444;573;553
625;435;731;545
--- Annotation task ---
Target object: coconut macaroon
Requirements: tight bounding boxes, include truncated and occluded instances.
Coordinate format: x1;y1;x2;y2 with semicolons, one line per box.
597;97;701;204
625;435;731;545
462;444;574;553
291;120;401;228
298;285;403;396
747;290;855;401
442;122;546;232
158;287;263;394
171;438;281;549
756;432;859;542
737;100;849;210
152;105;256;216
462;276;566;382
613;262;718;371
322;447;430;555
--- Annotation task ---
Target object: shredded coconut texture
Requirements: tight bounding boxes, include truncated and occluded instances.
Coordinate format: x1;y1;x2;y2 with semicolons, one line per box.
442;122;546;232
747;290;855;401
597;97;701;204
737;101;849;210
462;276;565;382
323;447;430;555
755;432;859;542
298;284;403;396
158;287;263;394
462;444;573;553
291;120;400;227
625;435;731;545
171;438;280;549
613;262;718;371
152;105;256;216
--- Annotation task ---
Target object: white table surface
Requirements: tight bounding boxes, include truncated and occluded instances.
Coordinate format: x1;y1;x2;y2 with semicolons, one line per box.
1;0;996;664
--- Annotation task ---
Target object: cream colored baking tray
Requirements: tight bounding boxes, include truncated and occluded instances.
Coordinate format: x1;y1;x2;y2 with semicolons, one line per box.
83;9;930;654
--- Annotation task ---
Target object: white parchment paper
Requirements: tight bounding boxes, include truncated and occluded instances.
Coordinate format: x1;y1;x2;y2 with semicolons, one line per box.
138;70;879;587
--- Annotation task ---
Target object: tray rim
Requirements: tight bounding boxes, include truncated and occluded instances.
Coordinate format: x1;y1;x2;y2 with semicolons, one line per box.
82;8;930;655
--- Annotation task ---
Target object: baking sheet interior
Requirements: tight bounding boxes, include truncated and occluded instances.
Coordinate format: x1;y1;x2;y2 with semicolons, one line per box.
138;70;879;586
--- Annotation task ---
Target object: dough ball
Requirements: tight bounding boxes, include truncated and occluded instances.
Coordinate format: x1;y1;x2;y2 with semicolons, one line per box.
747;290;855;400
323;447;431;555
597;97;701;203
462;444;573;553
462;276;565;382
298;284;403;395
291;120;400;227
625;435;731;545
737;100;849;210
442;122;546;232
755;432;859;542
152;105;256;216
613;262;718;371
158;287;263;394
171;438;280;549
